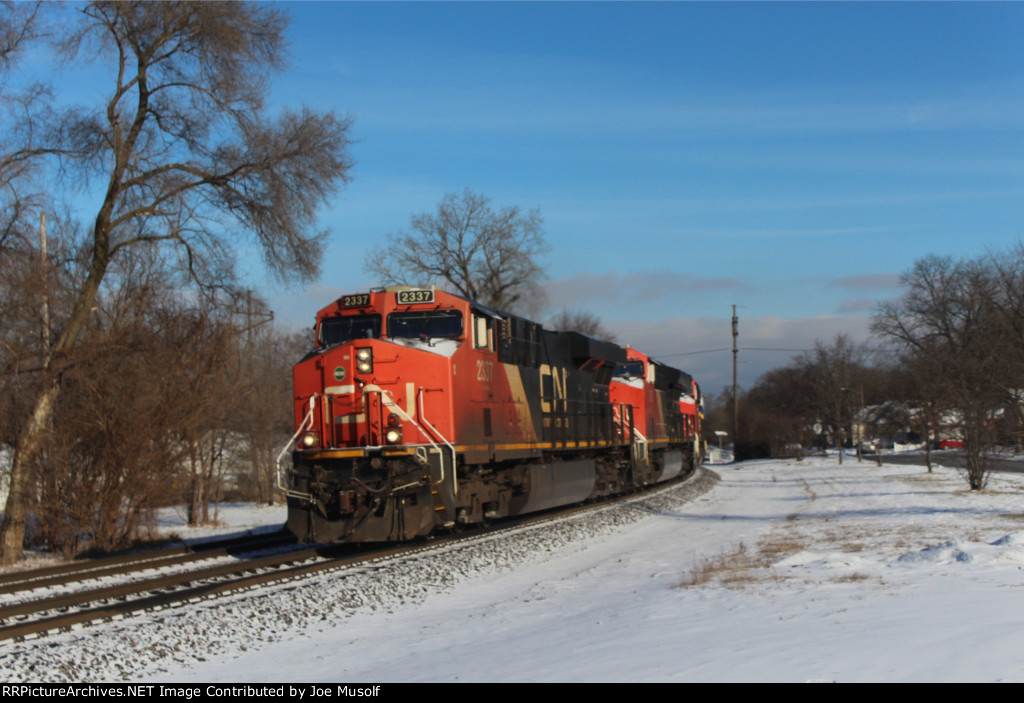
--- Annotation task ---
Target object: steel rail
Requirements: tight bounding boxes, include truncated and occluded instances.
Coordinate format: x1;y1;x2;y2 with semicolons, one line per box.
1;466;706;642
0;531;293;595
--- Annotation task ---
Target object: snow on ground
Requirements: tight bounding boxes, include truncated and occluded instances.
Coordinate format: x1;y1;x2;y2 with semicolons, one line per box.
6;456;1024;682
153;502;288;542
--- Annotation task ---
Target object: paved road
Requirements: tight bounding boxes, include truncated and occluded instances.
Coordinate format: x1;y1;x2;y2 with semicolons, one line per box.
871;451;1024;475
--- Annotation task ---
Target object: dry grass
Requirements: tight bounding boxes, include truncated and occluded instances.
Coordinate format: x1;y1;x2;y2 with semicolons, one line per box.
754;536;804;565
676;463;1024;593
675;532;807;589
800;478;817;500
676;542;749;587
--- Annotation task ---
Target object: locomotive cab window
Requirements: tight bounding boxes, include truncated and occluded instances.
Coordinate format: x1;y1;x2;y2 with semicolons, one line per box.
472;312;494;351
319;314;382;347
388;310;463;341
614;361;644;379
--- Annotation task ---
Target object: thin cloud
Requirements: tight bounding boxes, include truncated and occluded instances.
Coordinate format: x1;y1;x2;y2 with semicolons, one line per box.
829;273;903;291
608;314;876;391
545;271;747;308
837;298;882;314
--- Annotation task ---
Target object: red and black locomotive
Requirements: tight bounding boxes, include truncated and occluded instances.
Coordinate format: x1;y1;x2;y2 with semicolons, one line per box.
280;286;701;543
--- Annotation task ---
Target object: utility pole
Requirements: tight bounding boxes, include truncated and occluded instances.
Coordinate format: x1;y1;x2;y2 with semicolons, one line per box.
732;305;738;451
40;212;50;362
241;289;274;347
246;290;254;347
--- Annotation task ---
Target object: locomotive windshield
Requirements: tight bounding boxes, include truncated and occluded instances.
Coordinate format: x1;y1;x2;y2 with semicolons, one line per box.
319;314;382;347
388;310;463;340
614;361;644;378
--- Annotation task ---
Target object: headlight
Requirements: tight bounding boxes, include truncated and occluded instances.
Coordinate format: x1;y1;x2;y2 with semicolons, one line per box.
385;414;402;444
299;431;320;450
356;347;373;374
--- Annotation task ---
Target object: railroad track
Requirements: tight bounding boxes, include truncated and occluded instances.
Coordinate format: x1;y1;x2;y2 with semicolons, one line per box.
0;530;308;640
1;469;704;642
0;530;295;596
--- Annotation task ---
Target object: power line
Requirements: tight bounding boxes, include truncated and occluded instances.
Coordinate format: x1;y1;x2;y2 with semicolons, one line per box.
654;347;732;357
741;346;900;353
651;345;900;358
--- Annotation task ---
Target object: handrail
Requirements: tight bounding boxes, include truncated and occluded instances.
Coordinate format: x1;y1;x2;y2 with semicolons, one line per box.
276;387;458;501
632;425;649;463
276;395;317;499
359;384;457;496
416;388;458;496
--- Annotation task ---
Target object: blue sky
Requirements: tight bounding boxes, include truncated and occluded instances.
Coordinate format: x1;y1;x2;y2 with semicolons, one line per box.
37;2;1024;392
253;2;1024;391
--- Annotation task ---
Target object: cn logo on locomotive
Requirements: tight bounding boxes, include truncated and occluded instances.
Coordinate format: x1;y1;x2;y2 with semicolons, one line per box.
539;364;568;414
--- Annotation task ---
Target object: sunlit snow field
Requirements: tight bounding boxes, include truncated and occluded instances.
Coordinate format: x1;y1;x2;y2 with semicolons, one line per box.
5;455;1024;682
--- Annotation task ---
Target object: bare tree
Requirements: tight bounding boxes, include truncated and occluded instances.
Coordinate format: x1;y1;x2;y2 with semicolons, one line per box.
741;364;816;457
731;335;903;461
984;245;1024;451
237;328;306;505
1;3;73;223
0;2;353;564
795;334;868;463
33;268;245;555
547;308;617;342
365;189;546;312
0;1;41;69
0;1;52;281
873;255;1004;489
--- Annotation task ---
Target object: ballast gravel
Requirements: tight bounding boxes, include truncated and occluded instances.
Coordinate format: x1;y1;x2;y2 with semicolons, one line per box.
0;469;718;682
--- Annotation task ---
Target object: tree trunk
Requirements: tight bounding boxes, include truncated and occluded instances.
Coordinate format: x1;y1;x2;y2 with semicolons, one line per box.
0;380;59;564
0;226;110;564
